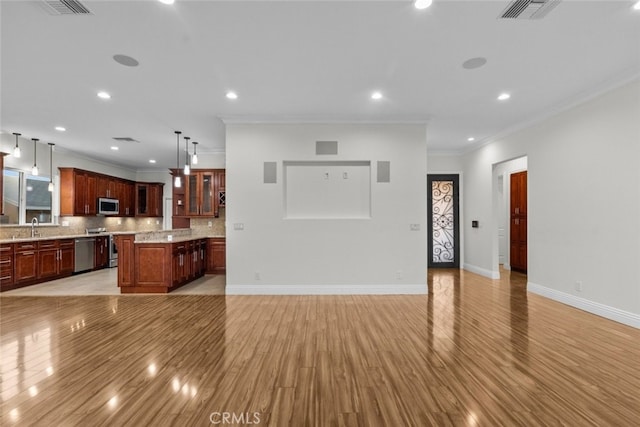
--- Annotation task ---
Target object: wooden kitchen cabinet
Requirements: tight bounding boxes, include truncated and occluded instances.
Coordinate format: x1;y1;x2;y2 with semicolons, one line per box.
58;239;75;276
136;183;164;217
97;175;118;199
185;170;215;216
207;238;226;274
14;242;38;285
94;236;109;270
59;168;98;216
0;243;15;291
37;240;60;280
118;180;136;217
115;234;135;288
214;169;226;215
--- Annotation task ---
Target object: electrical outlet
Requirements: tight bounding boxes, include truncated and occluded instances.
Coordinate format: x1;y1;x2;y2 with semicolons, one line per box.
396;270;403;280
255;272;261;281
208;221;212;227
575;281;583;292
61;220;69;227
324;172;329;180
343;172;348;179
410;224;420;231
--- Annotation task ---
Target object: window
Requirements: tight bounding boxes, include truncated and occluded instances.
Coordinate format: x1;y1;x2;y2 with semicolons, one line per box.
2;168;53;225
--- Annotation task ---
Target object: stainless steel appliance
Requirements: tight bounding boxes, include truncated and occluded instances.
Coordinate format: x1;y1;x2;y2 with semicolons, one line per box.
74;237;95;273
108;234;118;268
98;197;119;215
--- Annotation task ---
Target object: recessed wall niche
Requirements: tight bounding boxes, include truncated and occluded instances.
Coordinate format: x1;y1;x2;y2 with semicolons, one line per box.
283;160;371;219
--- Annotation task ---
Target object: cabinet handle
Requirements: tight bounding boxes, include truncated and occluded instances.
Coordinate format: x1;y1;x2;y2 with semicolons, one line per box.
21;251;35;255
0;260;10;265
0;275;11;281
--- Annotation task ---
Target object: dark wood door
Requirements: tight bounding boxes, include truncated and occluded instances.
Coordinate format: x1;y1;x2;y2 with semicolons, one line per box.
510;171;527;273
74;172;87;215
38;248;59;279
59;244;75;276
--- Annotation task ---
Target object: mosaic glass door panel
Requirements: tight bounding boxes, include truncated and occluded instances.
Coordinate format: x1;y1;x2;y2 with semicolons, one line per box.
428;175;459;268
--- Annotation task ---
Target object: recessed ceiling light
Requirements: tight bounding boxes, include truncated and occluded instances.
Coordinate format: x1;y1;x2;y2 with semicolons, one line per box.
110;146;119;151
226;91;238;100
371;91;383;100
97;91;111;99
467;137;475;142
497;92;511;101
158;0;175;4
149;159;156;164
414;0;433;10
634;1;640;11
55;126;66;132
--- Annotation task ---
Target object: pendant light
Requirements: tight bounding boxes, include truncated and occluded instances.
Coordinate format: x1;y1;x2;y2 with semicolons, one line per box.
48;143;55;192
192;141;198;165
31;138;39;176
174;131;182;187
13;132;21;158
183;136;191;175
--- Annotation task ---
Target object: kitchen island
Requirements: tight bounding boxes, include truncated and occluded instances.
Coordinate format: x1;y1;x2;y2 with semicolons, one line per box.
115;230;225;294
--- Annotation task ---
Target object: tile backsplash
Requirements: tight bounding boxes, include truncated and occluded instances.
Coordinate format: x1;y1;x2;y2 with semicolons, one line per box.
0;209;225;240
0;216;162;239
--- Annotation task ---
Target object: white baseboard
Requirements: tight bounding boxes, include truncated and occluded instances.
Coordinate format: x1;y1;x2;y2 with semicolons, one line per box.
528;282;640;329
463;263;500;279
226;283;428;295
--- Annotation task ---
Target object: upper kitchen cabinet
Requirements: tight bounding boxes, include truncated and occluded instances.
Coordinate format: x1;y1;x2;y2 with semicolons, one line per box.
136;182;163;217
97;175;118;199
214;169;225;214
59;168;98;216
185;170;215;217
118;180;136;217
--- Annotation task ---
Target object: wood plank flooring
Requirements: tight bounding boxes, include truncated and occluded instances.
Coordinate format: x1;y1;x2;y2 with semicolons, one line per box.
1;269;640;426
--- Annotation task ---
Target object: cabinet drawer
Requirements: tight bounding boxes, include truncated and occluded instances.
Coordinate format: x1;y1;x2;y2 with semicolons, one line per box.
59;239;74;248
38;240;60;249
15;242;37;252
0;244;14;253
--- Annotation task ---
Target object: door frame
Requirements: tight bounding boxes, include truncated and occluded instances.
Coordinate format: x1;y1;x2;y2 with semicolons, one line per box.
427;174;460;268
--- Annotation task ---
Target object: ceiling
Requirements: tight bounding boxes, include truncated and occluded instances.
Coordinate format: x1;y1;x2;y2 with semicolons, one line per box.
1;0;639;170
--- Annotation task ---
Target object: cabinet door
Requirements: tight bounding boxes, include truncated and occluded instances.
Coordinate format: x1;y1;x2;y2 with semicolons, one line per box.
200;172;214;216
186;174;200;216
38;248;59;279
86;173;97;215
59;243;75;276
150;184;163;217
136;184;148;216
207;238;226;274
15;251;38;283
74;172;87;215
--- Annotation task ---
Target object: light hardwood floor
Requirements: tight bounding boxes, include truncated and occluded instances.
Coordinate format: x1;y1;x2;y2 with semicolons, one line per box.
1;269;639;426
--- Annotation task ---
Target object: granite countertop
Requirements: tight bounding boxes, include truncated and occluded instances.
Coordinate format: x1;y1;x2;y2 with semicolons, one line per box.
134;234;225;244
1;231;224;245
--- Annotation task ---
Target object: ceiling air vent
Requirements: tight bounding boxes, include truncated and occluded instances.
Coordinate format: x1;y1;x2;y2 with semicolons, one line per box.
499;0;560;19
42;0;92;15
112;137;139;143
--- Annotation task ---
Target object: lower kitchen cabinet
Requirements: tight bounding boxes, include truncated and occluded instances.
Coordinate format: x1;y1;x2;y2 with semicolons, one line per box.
1;238;75;292
207;238;226;274
0;243;15;291
95;236;109;270
118;237;207;293
15;242;38;285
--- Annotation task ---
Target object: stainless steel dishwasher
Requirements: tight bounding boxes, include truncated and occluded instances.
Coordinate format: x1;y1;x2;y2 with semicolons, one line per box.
74;237;96;273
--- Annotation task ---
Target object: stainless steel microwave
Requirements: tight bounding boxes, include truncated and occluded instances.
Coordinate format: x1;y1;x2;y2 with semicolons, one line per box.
97;198;119;215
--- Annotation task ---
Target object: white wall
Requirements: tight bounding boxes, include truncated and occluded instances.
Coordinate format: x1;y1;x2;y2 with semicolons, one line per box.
226;123;428;294
461;79;640;324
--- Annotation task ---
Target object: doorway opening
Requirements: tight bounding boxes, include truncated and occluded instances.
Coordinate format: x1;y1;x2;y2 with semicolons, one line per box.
493;157;527;275
427;174;460;268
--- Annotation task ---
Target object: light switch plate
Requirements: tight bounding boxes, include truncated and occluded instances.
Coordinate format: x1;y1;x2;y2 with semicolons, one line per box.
410;224;420;231
234;223;244;231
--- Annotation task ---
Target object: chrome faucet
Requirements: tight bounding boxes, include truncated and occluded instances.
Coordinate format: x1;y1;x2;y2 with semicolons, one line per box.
31;217;40;238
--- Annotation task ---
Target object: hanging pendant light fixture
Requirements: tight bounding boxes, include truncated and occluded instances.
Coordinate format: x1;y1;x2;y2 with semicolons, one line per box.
174;131;182;187
13;132;22;158
192;141;198;165
183;136;191;175
48;143;55;192
31;138;39;176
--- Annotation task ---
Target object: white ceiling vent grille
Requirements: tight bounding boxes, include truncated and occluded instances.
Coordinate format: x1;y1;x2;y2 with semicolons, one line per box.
499;0;560;19
42;0;92;15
